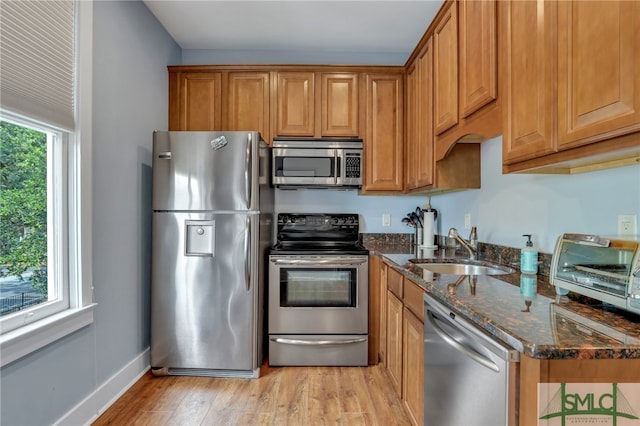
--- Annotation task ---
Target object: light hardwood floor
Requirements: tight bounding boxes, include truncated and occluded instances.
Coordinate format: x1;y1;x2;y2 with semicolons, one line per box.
92;363;412;425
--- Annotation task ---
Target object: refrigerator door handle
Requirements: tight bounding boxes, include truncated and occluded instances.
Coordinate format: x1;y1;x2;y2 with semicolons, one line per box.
246;133;252;209
245;216;251;292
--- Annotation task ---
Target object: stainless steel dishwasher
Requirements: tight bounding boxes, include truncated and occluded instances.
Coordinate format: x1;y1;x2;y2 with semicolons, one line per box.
423;292;520;426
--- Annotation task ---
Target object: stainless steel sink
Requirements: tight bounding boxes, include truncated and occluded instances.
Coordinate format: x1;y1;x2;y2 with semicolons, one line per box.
410;259;516;276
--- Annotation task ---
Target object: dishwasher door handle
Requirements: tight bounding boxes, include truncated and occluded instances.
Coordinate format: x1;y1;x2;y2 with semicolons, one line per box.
426;309;500;373
270;337;367;346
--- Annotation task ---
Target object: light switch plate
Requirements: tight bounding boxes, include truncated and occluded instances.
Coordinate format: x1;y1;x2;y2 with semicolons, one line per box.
464;213;471;230
382;213;391;227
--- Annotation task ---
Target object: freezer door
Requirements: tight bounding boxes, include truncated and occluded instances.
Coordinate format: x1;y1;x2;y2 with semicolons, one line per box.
151;212;260;372
152;131;263;211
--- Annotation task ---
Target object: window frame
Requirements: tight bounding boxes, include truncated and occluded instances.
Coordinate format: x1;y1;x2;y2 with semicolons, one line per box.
0;0;94;367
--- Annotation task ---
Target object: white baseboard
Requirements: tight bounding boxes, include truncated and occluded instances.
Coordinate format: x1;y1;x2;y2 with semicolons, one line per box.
54;348;150;426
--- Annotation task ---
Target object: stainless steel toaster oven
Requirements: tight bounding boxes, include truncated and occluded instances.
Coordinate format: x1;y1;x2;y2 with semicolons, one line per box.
550;233;640;315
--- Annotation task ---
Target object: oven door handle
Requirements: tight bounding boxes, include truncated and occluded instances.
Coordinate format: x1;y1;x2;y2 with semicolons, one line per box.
270;258;367;265
270;337;367;346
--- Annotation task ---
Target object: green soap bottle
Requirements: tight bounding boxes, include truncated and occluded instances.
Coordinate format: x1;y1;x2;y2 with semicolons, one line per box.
520;234;538;274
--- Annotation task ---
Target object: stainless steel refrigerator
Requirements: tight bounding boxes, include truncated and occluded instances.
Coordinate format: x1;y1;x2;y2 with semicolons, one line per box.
150;131;273;378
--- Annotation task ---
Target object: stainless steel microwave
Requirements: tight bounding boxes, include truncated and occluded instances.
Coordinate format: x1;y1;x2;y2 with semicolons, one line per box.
272;138;363;189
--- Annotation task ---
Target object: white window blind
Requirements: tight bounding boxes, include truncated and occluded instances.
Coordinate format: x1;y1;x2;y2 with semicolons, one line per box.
0;0;75;131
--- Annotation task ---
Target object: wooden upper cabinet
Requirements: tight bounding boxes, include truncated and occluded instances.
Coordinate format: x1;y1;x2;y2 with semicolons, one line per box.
363;73;404;192
459;0;497;117
502;0;557;164
226;72;271;143
275;72;316;137
172;72;223;131
405;61;419;189
502;0;640;172
556;0;640;150
320;73;359;137
274;71;360;138
432;0;501;162
406;39;434;191
433;1;458;135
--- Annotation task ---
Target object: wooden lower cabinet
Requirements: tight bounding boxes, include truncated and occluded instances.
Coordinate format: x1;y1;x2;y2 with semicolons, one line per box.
402;307;424;426
386;291;404;395
383;265;425;426
368;255;381;365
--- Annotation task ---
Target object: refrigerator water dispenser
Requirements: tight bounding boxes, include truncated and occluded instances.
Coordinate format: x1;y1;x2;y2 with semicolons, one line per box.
185;220;215;256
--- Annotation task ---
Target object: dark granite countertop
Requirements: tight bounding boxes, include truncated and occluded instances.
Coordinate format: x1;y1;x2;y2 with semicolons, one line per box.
368;245;640;360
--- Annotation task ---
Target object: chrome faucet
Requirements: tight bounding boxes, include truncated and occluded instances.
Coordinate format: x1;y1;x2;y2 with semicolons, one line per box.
448;227;477;260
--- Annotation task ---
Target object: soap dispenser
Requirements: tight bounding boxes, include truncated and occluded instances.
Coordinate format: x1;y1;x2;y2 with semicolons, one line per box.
520;234;538;274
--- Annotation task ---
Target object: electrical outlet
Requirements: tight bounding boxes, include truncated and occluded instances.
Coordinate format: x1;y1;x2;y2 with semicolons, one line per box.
382;213;391;227
464;213;471;230
618;214;637;236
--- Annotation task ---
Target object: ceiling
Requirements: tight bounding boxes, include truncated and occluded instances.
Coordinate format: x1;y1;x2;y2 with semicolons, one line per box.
143;1;443;65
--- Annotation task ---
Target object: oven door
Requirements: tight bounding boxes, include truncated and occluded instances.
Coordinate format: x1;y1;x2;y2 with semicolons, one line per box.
272;148;337;186
268;255;368;334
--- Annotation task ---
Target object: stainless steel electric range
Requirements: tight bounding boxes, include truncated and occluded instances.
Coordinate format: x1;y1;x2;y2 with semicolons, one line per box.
268;213;369;366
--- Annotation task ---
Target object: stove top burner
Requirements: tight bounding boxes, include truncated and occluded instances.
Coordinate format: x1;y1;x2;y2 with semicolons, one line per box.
271;213;368;255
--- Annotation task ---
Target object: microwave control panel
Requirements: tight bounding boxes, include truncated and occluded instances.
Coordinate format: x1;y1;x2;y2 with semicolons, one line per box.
345;152;362;178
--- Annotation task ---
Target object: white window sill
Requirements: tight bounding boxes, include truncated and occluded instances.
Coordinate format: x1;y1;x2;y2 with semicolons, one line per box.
0;303;96;367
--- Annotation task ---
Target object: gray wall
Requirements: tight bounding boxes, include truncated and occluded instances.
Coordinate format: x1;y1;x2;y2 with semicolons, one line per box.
91;0;179;385
182;48;410;66
276;137;640;255
0;2;180;424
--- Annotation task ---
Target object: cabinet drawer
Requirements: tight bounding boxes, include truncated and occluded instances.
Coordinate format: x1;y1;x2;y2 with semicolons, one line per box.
387;266;404;299
403;278;425;321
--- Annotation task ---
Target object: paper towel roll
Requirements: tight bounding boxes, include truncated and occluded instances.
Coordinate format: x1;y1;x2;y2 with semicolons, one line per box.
422;211;435;247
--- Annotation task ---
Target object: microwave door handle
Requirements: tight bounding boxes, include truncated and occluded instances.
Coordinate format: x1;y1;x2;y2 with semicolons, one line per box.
334;149;340;185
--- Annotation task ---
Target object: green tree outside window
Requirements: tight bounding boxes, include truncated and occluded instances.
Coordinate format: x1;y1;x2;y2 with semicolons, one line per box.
0;121;48;294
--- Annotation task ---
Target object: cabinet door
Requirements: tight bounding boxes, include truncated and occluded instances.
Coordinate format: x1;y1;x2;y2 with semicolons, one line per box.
226;72;271;143
386;291;403;396
379;263;388;366
178;73;223;131
416;39;435;188
363;73;404;192
405;60;419;189
368;255;382;365
433;1;458;135
275;72;315;137
320;73;359;137
459;0;497;117
502;0;557;164
407;40;435;191
402;308;424;426
557;0;640;149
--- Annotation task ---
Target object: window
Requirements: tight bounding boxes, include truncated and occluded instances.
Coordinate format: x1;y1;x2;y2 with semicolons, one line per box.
0;0;94;367
0;119;69;330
